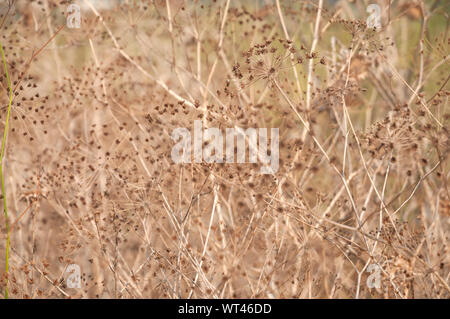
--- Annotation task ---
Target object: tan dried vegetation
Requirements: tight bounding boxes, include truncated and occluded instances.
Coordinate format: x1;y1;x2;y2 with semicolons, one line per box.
0;0;448;298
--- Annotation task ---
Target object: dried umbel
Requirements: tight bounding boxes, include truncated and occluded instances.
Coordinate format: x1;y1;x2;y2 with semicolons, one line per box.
0;0;448;299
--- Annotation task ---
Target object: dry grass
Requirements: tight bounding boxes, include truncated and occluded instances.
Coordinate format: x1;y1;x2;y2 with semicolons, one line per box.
0;0;448;299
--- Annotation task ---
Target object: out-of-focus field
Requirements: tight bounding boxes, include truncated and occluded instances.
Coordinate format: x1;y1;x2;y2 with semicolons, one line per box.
0;0;449;298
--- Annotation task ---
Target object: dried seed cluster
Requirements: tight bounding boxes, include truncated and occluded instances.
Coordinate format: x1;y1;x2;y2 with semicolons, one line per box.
0;0;448;299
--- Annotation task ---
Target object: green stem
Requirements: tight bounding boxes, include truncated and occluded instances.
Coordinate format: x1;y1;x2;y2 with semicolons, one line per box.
0;39;13;299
